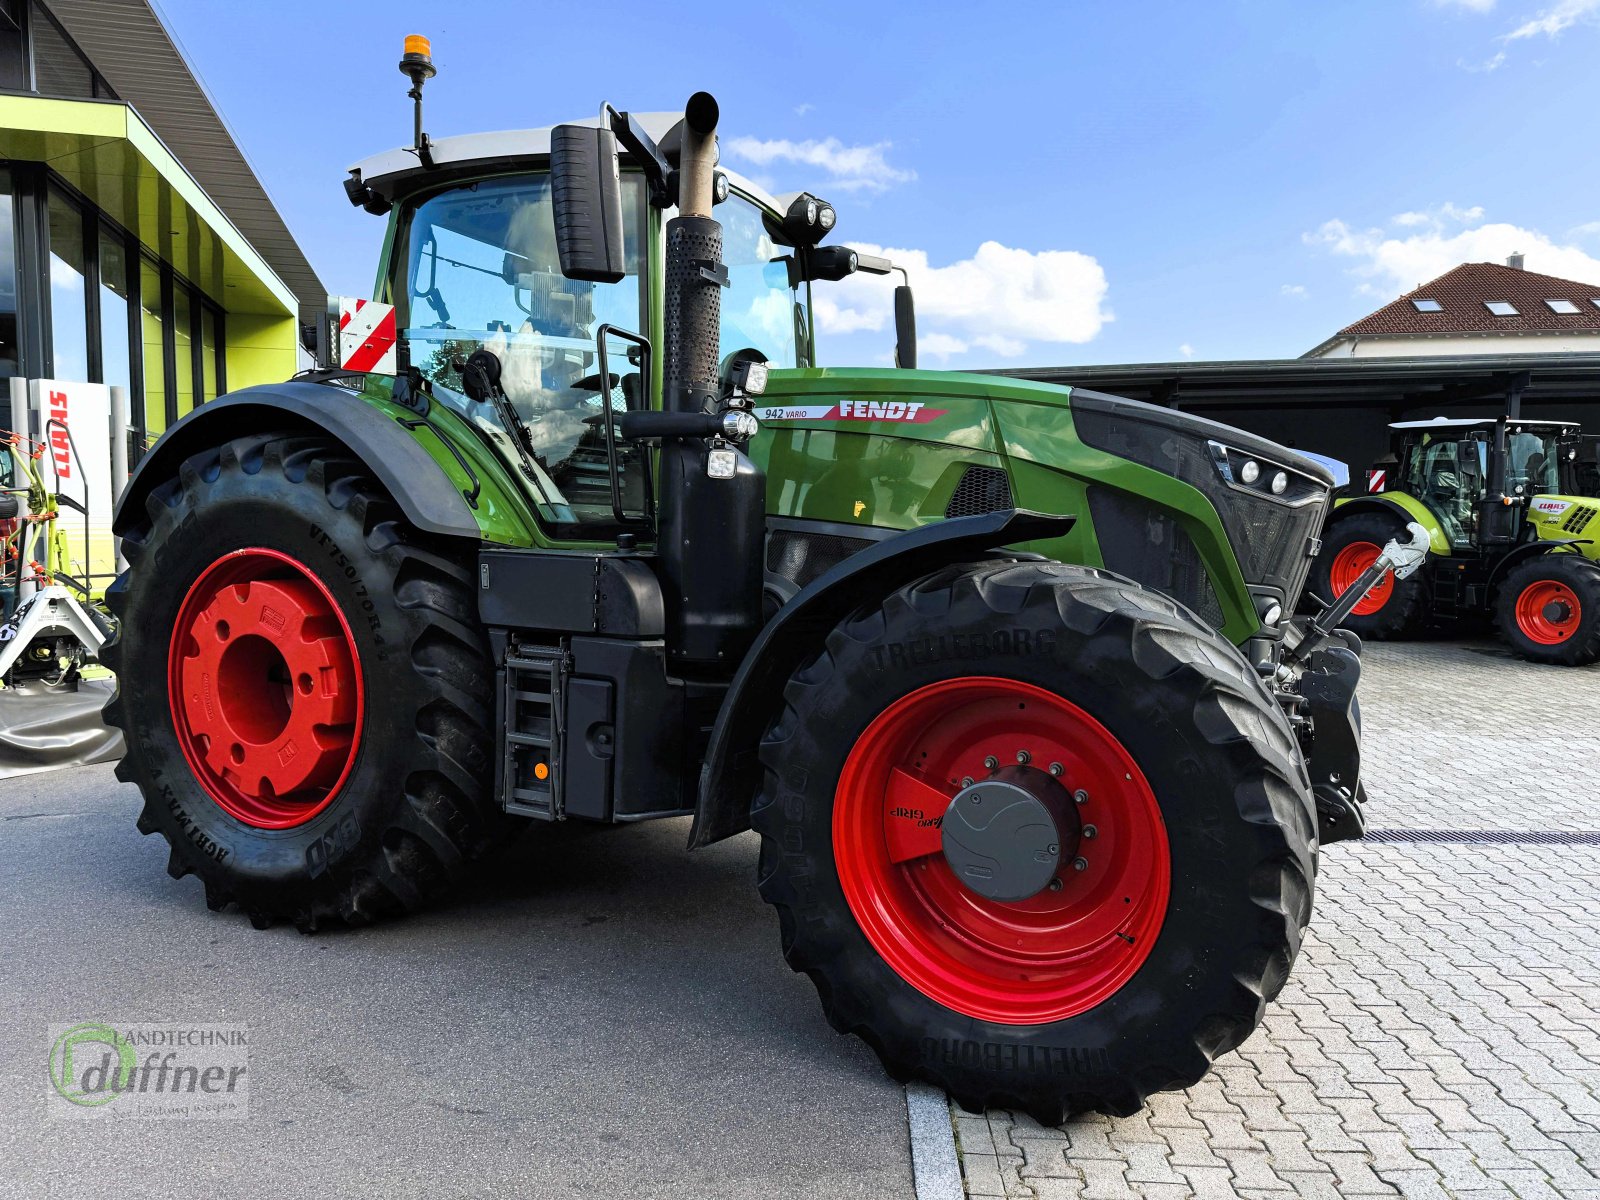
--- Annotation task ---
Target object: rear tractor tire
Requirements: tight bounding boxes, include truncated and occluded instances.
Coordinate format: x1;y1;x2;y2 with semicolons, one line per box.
102;433;508;931
1312;511;1427;640
753;561;1318;1121
1495;554;1600;667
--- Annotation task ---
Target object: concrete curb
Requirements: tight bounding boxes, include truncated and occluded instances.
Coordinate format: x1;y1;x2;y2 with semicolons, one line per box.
905;1082;963;1200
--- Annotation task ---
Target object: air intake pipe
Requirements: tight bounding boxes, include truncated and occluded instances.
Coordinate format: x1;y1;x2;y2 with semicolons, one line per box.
658;92;765;667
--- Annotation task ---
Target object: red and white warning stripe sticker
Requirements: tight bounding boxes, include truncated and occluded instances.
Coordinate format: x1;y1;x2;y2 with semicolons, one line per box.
755;400;948;424
338;297;398;375
1366;469;1387;493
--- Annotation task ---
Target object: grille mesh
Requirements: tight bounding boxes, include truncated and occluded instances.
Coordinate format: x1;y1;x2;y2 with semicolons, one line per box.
766;529;873;590
945;465;1014;519
1087;486;1226;628
1562;505;1597;534
1073;398;1326;606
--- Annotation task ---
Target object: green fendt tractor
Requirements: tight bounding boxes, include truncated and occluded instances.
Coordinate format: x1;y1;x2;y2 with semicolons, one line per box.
104;48;1405;1119
1314;416;1600;665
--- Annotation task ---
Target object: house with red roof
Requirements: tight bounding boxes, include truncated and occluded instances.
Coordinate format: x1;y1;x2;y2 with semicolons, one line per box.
1305;255;1600;358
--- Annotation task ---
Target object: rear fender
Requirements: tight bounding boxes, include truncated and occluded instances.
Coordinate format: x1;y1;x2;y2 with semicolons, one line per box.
114;383;481;540
689;508;1075;848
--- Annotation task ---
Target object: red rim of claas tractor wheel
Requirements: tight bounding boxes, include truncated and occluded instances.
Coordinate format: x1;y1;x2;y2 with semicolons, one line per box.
1329;541;1393;616
1514;579;1582;645
167;548;365;830
832;676;1170;1025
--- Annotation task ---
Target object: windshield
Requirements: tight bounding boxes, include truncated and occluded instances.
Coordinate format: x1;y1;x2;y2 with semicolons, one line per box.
392;172;651;531
1506;428;1563;494
717;193;810;368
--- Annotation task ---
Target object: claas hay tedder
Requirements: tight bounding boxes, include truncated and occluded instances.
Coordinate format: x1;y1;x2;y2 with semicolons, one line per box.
102;41;1420;1119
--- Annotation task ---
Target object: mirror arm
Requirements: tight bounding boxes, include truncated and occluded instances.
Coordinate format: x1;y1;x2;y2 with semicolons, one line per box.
604;104;675;208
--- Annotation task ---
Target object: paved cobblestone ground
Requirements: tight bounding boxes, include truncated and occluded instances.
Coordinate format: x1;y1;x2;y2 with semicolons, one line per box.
958;637;1600;1199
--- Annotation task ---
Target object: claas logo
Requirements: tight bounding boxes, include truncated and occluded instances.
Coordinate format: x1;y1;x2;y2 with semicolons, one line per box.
49;390;71;481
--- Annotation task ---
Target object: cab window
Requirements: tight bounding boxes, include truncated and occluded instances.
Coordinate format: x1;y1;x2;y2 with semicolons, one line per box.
392;172;651;534
717;193;810;368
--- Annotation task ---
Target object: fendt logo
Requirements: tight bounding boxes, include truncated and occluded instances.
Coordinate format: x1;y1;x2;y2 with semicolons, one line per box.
756;400;950;424
48;389;71;480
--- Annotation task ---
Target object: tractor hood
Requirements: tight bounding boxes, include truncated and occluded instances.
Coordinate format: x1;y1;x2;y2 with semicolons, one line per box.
753;366;1340;488
1529;495;1600;550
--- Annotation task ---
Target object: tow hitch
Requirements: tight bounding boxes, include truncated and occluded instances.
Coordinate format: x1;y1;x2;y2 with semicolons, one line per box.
1283;523;1430;843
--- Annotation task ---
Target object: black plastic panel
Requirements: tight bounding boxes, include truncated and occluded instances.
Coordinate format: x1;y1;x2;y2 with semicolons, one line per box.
1072;389;1328;608
1087;487;1226;629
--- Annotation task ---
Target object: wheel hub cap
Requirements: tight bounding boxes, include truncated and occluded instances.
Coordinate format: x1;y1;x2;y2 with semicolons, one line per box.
169;548;364;829
941;767;1080;902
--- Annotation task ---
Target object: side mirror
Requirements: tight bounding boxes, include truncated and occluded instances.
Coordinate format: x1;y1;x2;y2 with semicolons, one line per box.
549;124;627;283
894;285;917;370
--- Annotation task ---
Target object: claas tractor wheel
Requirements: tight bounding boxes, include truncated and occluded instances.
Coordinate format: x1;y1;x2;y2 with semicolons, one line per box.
101;433;509;931
1495;554;1600;667
1312;511;1426;639
753;561;1317;1121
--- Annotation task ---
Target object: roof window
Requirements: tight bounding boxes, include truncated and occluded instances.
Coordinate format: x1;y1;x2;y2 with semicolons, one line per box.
1411;298;1443;312
1546;299;1580;313
1484;301;1518;317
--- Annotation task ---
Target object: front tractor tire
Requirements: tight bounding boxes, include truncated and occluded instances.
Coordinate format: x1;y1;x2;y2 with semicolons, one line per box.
1495;554;1600;666
1313;511;1427;639
102;433;506;931
753;562;1318;1121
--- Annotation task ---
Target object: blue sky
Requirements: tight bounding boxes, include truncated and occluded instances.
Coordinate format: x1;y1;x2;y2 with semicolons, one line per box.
158;0;1600;370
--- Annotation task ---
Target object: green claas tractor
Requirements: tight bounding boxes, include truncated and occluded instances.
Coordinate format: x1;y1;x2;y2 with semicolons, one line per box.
103;50;1405;1119
1313;416;1600;666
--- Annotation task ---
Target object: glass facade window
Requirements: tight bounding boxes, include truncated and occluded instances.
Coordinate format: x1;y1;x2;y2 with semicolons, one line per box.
0;0;24;92
98;228;131;395
139;258;166;439
200;307;218;402
172;285;194;420
47;188;88;382
30;5;94;98
0;177;16;381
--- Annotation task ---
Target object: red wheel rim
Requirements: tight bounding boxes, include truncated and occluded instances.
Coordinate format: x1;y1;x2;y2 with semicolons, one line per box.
833;677;1170;1025
1515;579;1582;645
167;548;364;829
1329;541;1392;616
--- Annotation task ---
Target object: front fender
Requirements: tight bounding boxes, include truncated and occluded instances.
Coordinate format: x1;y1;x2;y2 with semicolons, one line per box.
1486;536;1594;595
1333;494;1452;557
689;508;1075;849
114;383;481;540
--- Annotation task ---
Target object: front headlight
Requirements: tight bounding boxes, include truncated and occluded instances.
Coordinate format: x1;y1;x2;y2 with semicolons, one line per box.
1208;441;1324;508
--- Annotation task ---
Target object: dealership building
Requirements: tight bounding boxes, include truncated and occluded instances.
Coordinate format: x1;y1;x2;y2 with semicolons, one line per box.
0;0;322;452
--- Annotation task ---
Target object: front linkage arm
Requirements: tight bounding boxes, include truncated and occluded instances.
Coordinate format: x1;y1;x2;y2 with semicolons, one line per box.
1281;522;1431;844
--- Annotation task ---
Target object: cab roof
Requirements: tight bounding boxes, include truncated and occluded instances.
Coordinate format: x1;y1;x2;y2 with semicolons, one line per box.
348;111;784;214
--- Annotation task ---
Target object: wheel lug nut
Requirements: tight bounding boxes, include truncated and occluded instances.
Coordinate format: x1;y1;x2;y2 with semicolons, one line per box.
1016;750;1031;765
961;776;975;788
1047;843;1058;855
1083;825;1098;840
1074;789;1089;805
1073;857;1089;872
1049;762;1064;777
1048;878;1064;892
983;756;999;771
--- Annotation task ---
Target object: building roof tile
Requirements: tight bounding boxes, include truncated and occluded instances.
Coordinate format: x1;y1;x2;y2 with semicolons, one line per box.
1338;261;1600;337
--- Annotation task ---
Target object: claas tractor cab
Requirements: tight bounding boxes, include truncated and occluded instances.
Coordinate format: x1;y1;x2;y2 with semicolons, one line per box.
1314;415;1600;665
102;40;1414;1121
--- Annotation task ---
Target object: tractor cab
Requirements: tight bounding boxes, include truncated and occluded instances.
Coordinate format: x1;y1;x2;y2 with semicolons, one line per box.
1388;416;1583;550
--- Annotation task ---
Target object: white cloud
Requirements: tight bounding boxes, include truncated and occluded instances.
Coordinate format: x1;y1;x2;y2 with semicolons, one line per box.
1305;203;1600;295
793;103;815;117
1281;284;1309;299
815;241;1111;359
1569;220;1600;238
1505;0;1600;39
1179;343;1196;359
1433;0;1497;10
725;136;915;194
1458;49;1508;69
